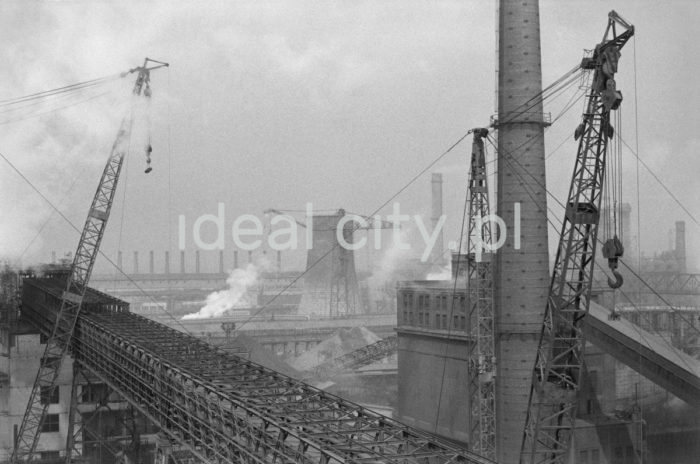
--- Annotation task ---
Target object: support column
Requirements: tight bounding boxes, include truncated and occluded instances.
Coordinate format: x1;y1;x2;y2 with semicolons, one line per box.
495;1;550;462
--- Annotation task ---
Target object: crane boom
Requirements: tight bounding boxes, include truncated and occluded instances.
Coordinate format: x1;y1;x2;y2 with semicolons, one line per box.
466;128;497;460
519;12;634;464
11;58;167;464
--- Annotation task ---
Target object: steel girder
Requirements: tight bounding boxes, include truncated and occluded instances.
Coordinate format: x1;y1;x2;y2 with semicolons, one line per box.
69;310;494;464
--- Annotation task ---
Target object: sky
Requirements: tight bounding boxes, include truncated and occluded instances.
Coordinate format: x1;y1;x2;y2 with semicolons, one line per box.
0;0;698;274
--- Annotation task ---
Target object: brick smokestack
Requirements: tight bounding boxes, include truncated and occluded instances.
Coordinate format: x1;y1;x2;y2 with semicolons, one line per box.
180;251;185;274
234;250;239;269
494;0;550;461
196;250;201;274
430;173;445;266
133;251;139;274
219;250;224;273
117;251;123;270
149;251;154;274
165;251;170;274
676;220;686;273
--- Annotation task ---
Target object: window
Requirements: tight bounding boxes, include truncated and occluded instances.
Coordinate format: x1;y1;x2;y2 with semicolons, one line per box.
41;414;59;433
436;314;440;328
40;386;59;405
454;315;459;328
591;449;600;464
442;314;447;329
460;316;466;330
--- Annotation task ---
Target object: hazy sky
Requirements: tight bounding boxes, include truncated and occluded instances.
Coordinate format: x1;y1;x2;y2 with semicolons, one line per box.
1;1;698;273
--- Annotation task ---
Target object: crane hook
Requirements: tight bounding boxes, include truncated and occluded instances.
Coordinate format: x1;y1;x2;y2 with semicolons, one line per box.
607;269;624;289
602;236;624;289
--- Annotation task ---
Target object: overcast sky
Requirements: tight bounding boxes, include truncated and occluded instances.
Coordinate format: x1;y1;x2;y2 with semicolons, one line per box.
1;0;698;274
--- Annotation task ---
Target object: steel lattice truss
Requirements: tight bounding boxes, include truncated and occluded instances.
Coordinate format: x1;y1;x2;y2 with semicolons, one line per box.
464;129;496;461
310;336;398;380
64;310;495;464
519;12;634;464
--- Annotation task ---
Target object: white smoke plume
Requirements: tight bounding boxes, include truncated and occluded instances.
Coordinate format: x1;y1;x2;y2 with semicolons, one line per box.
182;262;260;320
425;264;451;280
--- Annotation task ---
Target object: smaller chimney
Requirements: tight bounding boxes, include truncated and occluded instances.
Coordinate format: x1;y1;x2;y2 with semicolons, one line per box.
234;250;239;269
219;250;224;273
149;251;154;274
165;251;170;274
118;251;123;270
676;221;686;273
180;250;185;273
133;251;139;274
196;250;201;274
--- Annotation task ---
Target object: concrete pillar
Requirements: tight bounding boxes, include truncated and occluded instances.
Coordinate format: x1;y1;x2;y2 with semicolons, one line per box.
430;173;445;265
133;251;139;274
165;251;170;274
495;1;550;461
196;250;201;274
219;250;224;273
149;250;154;274
180;251;185;274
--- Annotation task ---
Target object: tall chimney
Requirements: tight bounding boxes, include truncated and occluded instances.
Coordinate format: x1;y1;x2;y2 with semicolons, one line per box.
219;250;224;274
495;1;550;461
133;251;139;274
196;250;201;274
430;173;445;265
165;251;170;274
234;250;239;269
676;220;686;273
180;250;185;274
277;250;282;271
117;251;123;270
149;250;154;274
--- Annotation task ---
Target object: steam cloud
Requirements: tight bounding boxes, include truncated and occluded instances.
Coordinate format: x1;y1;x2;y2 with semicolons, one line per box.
182;263;260;320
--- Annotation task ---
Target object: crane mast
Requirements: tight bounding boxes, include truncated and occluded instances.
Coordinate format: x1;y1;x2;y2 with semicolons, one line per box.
465;128;497;460
11;58;167;464
520;12;634;464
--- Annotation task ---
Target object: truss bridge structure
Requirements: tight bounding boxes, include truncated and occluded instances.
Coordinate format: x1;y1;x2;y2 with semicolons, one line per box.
21;277;494;464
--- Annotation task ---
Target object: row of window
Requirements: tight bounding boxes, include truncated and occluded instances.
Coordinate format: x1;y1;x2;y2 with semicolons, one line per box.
402;310;468;331
400;292;469;330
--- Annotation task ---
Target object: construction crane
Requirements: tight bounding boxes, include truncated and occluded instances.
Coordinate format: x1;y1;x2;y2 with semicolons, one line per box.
11;58;168;464
465;128;497;460
520;11;634;464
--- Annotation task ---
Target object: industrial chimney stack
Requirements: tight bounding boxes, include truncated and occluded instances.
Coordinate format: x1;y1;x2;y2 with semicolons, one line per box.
494;0;550;461
430;173;445;266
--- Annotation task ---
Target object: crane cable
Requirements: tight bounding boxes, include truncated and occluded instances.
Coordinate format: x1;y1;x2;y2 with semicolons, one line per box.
485;135;700;344
488;136;700;377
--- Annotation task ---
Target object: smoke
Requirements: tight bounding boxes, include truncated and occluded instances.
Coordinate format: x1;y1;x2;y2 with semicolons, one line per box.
425;264;451;280
182;263;260;320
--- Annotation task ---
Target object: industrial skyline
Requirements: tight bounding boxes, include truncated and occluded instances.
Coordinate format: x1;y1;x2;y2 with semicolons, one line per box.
1;1;698;278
